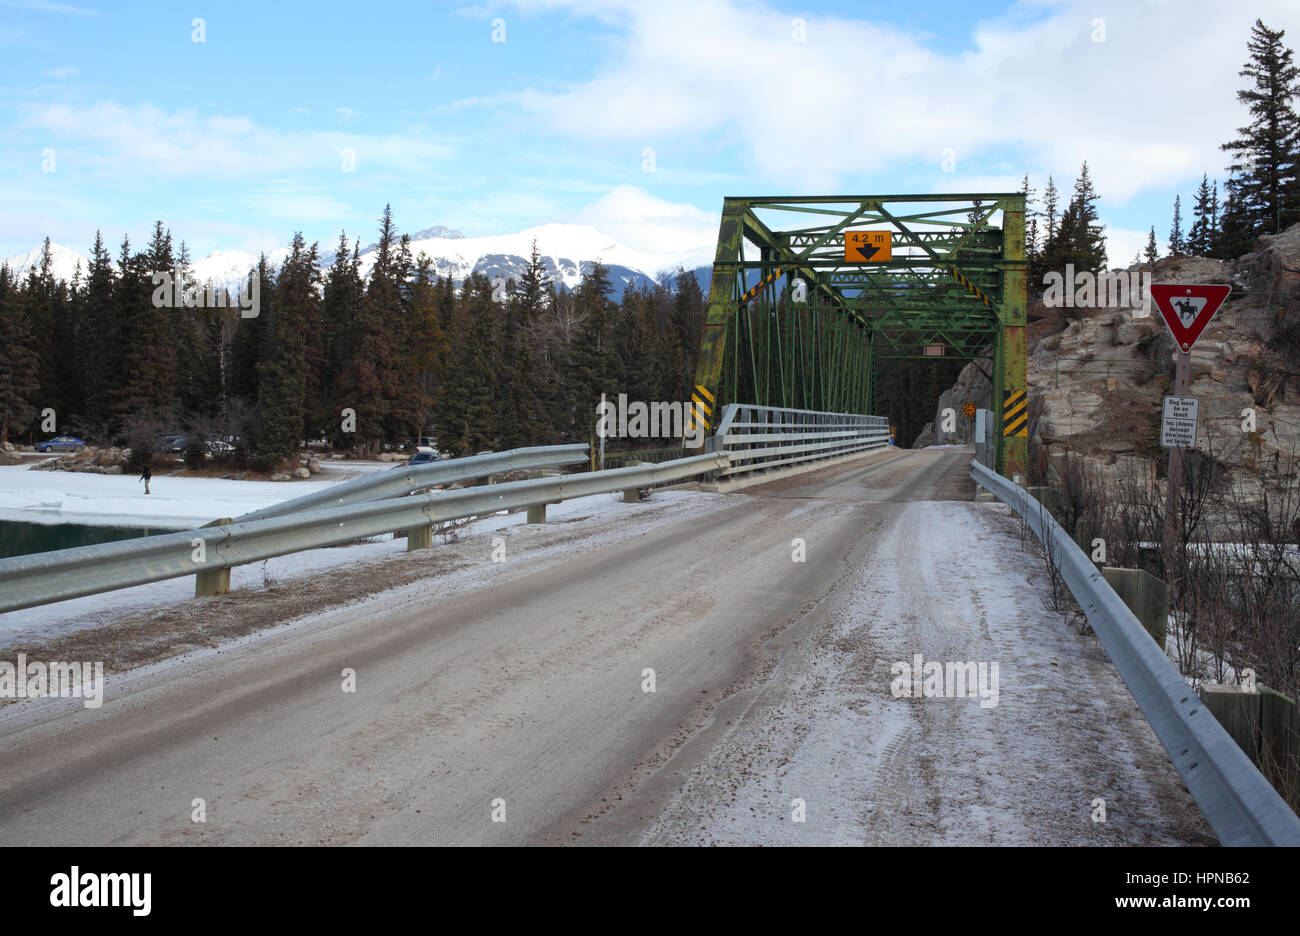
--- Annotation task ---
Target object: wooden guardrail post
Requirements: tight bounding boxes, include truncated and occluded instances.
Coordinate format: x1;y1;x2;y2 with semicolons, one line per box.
195;517;233;597
1101;567;1169;650
1260;685;1299;803
406;523;433;551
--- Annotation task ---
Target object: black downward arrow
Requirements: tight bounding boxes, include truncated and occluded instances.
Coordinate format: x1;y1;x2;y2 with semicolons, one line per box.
853;242;879;261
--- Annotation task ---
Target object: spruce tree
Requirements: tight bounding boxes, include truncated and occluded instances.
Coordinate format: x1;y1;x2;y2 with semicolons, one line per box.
1220;19;1300;235
1144;226;1160;265
1188;174;1213;254
0;264;39;444
1068;162;1107;269
1169;195;1184;256
254;234;319;461
319;233;364;443
566;262;616;440
77;231;117;432
1042;176;1059;245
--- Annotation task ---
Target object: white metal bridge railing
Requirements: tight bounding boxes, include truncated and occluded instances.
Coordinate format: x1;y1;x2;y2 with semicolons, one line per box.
710;403;891;476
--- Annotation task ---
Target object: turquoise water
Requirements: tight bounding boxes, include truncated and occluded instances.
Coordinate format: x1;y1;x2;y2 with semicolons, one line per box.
0;520;183;560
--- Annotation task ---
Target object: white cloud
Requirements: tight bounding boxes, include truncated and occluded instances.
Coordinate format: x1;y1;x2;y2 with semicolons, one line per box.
498;0;1300;202
577;185;717;252
18;100;451;178
1101;225;1151;269
43;64;78;78
336;106;360;121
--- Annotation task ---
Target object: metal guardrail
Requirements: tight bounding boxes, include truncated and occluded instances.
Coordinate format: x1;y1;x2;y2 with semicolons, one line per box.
237;444;590;522
712;404;890;476
0;453;729;615
970;459;1300;846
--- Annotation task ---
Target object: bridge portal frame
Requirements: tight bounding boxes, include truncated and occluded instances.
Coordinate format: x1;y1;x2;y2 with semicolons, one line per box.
690;194;1027;477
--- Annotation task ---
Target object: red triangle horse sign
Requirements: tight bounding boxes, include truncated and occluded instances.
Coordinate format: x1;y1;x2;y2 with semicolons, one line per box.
1150;283;1231;353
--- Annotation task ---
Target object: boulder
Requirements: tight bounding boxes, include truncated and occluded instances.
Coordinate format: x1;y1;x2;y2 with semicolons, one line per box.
0;450;21;466
103;464;123;475
270;472;291;482
294;467;311;479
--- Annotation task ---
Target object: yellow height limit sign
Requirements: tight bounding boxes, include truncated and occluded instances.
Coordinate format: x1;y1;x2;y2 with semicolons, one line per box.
845;230;891;263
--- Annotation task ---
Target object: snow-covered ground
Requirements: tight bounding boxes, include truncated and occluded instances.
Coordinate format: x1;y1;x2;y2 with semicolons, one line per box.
641;500;1208;845
0;464;340;529
0;460;399;528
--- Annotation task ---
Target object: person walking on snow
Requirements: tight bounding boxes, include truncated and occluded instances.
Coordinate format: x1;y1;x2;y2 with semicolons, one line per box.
139;463;152;495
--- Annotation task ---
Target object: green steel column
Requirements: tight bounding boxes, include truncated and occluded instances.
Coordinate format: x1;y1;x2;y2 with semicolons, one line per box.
691;202;744;433
999;196;1028;478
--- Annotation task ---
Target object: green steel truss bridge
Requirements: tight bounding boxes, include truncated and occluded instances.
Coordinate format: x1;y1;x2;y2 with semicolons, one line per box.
690;194;1028;476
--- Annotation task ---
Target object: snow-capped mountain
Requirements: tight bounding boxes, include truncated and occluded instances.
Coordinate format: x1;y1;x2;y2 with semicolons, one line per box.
1;242;92;285
4;224;716;295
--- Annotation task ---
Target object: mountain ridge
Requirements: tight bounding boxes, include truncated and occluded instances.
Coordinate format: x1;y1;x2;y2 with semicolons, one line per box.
3;223;716;296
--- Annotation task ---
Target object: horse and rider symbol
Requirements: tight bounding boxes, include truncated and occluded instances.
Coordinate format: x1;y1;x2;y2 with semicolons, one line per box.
1172;296;1205;326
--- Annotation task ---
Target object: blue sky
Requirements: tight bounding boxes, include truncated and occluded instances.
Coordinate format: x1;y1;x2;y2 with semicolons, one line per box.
3;0;1300;265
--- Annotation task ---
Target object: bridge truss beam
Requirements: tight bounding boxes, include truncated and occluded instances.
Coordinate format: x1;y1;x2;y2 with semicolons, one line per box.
692;194;1027;477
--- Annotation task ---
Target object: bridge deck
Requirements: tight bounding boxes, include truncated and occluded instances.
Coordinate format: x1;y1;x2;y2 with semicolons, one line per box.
0;449;1210;845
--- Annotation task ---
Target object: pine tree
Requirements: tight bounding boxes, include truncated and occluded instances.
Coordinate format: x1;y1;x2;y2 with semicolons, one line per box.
1169;195;1184;256
1188;174;1213;255
436;273;498;455
668;269;705;402
403;253;445;445
1042;176;1059;245
1215;172;1254;257
565;262;616;439
337;206;402;454
77;231;117;432
1220;19;1300;235
1208;179;1221;252
319;233;364;443
1144;226;1160;265
254;233;319;461
1022;174;1042;284
1068;162;1107;268
112;221;180;423
1037;164;1106;274
0;264;39;444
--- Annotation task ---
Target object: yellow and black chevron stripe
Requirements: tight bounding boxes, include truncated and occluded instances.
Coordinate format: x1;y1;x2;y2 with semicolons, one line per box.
739;266;790;307
949;266;993;308
1003;388;1028;437
687;384;714;433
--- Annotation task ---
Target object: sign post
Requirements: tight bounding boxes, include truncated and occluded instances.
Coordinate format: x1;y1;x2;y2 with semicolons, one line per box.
1150;283;1231;575
1163;353;1190;562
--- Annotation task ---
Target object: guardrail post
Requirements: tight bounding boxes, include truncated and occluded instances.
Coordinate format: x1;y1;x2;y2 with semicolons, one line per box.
406;524;433;550
527;504;547;523
1100;567;1169;650
1260;686;1299;799
1198;684;1262;762
195;517;232;597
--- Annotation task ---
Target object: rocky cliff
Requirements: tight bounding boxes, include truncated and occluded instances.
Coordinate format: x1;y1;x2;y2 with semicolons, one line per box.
912;223;1300;484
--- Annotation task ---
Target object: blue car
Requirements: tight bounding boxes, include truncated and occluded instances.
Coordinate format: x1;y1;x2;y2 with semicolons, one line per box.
37;435;86;453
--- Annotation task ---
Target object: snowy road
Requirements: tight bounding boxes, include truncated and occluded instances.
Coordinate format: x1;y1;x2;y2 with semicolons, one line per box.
0;448;1212;845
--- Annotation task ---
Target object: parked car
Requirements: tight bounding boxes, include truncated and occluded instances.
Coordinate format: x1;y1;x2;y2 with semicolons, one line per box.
407;447;440;466
162;436;193;453
402;437;438;453
37;435;85;453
